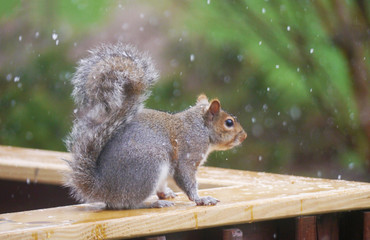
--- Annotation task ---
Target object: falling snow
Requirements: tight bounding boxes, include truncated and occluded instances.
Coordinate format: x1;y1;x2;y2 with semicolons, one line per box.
190;54;195;62
52;33;58;40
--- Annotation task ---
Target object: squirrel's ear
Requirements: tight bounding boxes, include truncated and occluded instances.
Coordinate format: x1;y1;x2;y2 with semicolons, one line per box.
208;99;221;116
196;94;209;105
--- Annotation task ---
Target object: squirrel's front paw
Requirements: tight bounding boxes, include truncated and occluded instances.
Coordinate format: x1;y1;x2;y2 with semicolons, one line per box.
157;188;177;200
195;196;219;206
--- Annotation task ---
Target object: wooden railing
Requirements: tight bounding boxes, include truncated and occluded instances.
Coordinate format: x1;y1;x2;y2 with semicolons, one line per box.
0;145;369;239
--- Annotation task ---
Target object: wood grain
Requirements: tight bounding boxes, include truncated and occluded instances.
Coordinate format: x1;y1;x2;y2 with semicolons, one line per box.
0;146;69;185
0;145;370;239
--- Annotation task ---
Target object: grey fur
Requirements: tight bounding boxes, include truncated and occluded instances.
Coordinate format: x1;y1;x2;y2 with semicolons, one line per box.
65;42;247;209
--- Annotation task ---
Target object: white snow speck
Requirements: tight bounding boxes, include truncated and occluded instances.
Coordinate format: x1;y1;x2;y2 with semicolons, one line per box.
14;76;20;82
19;35;22;42
310;48;314;54
6;74;12;81
348;162;354;170
275;65;279;69
207;0;211;4
258;156;263;161
52;33;58;40
35;32;40;38
262;104;268;112
297;67;300;72
262;8;266;14
55;40;59;45
259;41;262;46
337;175;341;180
349;112;355;120
287;26;291;31
290;106;301;120
190;54;195;62
251;117;256;123
267;87;270;92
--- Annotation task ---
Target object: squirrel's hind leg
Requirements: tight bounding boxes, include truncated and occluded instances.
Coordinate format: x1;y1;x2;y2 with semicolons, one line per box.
157;188;177;200
156;164;177;200
149;200;174;208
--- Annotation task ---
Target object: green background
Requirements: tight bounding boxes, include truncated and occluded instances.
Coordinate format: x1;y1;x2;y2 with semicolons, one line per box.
0;0;369;181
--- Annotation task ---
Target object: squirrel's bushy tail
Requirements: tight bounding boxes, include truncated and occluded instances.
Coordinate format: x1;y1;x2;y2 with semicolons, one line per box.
65;43;159;202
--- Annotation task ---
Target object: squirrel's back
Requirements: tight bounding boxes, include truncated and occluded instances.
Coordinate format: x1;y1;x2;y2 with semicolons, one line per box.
65;43;159;203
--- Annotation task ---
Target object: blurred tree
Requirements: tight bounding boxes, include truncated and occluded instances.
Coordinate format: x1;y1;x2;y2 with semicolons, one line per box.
0;0;111;150
156;0;369;179
313;0;370;168
0;0;368;181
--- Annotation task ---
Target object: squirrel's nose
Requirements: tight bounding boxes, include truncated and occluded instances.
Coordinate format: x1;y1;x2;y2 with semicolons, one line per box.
239;131;247;142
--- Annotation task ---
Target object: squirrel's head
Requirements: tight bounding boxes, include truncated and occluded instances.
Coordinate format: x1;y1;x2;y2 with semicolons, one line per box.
196;94;247;151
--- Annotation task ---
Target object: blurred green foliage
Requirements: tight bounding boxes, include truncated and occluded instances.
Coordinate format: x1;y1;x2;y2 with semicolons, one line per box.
0;0;368;181
153;1;369;180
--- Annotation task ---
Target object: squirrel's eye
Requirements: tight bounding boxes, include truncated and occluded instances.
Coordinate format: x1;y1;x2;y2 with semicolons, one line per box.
225;119;234;128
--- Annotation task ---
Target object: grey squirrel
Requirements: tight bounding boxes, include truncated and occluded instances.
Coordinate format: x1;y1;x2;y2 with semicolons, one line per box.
65;42;247;209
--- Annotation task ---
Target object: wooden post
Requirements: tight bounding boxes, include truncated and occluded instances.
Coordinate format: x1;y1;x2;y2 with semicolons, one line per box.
222;228;243;240
317;214;338;240
296;216;317;240
145;236;166;240
364;211;370;240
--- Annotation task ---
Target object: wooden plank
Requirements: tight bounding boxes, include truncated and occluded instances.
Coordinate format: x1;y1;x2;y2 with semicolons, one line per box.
0;183;369;239
0;146;69;185
0;145;370;239
296;216;317;240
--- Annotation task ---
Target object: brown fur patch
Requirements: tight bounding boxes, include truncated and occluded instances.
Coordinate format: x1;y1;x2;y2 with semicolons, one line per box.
170;133;178;161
